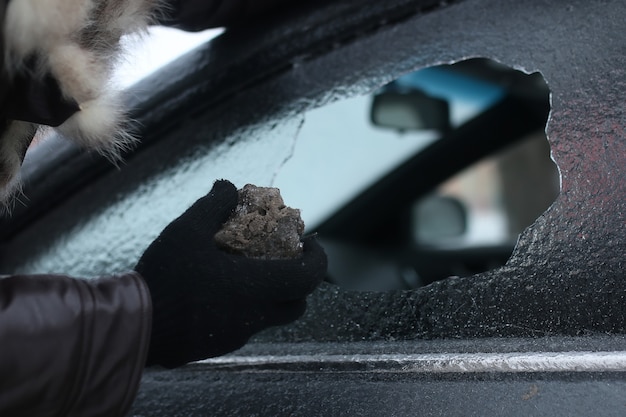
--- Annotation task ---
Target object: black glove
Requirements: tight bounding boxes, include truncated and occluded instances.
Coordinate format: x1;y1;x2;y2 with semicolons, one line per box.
135;180;327;368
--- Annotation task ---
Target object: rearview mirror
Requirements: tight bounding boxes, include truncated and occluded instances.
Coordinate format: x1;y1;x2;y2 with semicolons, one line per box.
370;87;450;132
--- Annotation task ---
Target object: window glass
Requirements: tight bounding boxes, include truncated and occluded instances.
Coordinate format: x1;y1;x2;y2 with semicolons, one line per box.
414;132;559;247
274;64;504;229
4;59;556;290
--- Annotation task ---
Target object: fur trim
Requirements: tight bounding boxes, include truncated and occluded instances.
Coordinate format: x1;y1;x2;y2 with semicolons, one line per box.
48;43;107;103
92;0;160;37
56;93;138;162
3;0;162;152
4;0;92;69
0;121;38;207
1;0;165;203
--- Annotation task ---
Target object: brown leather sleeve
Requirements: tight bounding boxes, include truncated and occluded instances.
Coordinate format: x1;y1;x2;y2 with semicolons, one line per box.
0;272;152;417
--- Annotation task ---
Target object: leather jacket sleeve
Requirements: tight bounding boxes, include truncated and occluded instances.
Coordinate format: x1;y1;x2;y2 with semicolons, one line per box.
0;272;152;417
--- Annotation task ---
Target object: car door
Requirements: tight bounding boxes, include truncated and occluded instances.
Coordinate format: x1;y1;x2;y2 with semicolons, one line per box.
0;0;624;415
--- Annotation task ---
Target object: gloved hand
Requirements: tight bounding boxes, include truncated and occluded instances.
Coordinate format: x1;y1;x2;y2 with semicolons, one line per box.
135;180;327;368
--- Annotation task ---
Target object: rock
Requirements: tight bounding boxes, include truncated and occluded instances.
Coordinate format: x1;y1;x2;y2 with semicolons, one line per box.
214;184;305;259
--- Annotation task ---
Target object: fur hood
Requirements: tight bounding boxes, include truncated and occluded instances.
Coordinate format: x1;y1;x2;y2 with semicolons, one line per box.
0;0;163;203
0;0;291;205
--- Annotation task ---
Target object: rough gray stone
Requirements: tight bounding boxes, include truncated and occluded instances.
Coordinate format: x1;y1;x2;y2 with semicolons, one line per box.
214;184;304;259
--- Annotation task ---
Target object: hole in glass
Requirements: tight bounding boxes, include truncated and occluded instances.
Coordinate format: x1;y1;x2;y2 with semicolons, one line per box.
273;58;558;291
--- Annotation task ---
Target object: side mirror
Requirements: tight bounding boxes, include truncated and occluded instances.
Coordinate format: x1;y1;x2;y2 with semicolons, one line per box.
413;195;467;244
370;87;450;132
